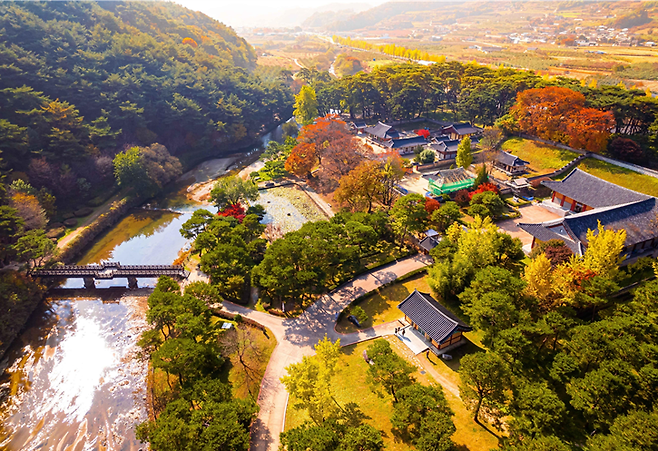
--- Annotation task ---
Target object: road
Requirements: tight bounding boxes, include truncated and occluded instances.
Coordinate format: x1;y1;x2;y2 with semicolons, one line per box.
221;253;432;451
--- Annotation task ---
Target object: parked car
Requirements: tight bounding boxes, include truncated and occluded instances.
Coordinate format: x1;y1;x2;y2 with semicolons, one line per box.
265;182;275;188
347;315;361;328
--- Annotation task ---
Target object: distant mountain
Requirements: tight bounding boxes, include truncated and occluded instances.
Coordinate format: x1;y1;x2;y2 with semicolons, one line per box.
318;2;448;31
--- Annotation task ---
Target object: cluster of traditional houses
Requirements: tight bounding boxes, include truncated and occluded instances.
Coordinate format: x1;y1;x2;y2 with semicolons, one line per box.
353;120;530;177
399;167;658;358
520;168;658;260
353;120;481;159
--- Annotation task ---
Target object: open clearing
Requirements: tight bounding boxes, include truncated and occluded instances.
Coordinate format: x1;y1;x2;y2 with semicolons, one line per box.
284;337;499;451
501;137;579;174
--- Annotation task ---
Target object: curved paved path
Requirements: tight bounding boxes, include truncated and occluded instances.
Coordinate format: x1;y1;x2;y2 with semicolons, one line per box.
222;254;432;451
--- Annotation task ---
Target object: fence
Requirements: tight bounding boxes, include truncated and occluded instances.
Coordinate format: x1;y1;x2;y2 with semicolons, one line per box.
518;133;658;180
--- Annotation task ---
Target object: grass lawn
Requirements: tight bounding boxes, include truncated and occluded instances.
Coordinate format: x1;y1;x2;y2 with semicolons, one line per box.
218;323;277;401
575;158;658;198
285;337;499;451
336;272;430;333
501;137;579;174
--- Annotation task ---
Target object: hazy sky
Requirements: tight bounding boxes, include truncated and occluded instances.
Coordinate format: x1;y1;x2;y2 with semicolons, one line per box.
175;0;386;28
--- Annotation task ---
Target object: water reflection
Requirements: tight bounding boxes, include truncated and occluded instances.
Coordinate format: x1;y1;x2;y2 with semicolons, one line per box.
0;297;148;450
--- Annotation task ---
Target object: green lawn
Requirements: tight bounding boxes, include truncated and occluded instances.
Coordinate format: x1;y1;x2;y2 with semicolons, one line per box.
575;158;658;198
501;137;579;174
285;338;499;451
336;273;431;333
218;324;277;401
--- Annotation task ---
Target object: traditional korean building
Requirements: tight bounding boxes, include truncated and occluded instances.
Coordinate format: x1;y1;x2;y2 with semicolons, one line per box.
425;167;475;196
519;169;658;260
363;121;399;143
494;151;529;175
419;229;441;253
542;168;649;213
398;289;472;352
519;197;658;258
442;123;482;141
428;139;460;161
350;121;367;133
384;135;428;155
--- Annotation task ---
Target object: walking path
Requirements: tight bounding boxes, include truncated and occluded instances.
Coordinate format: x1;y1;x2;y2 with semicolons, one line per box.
221;254;432;451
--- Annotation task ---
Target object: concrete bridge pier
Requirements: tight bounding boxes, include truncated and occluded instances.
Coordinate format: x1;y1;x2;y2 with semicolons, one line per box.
84;278;95;290
127;277;138;289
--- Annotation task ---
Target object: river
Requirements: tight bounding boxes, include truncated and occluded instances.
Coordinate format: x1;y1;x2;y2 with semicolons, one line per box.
0;127;282;451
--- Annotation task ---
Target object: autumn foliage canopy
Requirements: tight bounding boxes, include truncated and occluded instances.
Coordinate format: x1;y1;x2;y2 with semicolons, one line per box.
217;202;246;222
510;87;614;153
468;182;499;200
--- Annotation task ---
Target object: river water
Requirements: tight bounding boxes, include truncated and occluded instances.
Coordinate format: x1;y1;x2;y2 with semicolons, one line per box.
0;129;281;450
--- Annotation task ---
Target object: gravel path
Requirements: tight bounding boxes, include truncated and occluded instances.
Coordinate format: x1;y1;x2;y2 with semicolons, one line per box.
221;254;433;451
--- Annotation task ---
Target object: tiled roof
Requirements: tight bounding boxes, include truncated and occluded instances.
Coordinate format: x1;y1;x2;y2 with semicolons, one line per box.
518;222;583;255
384;135;427;149
419;236;440;252
497;151;529;167
442;123;483;136
398;290;471;343
429;139;460;154
519;197;658;254
425;167;474;185
364;121;399;139
542;169;650;209
563;198;658;248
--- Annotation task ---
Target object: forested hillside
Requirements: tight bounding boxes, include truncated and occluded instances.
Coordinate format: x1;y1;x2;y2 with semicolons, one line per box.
0;1;292;204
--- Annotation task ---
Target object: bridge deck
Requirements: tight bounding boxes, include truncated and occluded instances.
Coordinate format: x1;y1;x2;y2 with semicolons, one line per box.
31;262;189;279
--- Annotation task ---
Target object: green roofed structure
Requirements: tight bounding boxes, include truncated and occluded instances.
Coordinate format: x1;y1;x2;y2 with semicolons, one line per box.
425;168;475;195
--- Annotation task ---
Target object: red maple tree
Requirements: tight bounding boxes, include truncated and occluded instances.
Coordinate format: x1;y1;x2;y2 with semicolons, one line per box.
218;202;246;222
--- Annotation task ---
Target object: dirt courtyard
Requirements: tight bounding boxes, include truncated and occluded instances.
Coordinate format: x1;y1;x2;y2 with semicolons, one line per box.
497;204;562;250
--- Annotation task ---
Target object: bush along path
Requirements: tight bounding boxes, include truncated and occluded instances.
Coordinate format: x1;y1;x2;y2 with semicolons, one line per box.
220;253;432;451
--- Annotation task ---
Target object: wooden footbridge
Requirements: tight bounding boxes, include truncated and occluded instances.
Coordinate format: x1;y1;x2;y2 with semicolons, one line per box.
31;262;189;289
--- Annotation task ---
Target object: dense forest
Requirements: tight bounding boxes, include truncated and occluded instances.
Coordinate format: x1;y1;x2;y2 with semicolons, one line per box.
0;1;292;356
0;1;292;205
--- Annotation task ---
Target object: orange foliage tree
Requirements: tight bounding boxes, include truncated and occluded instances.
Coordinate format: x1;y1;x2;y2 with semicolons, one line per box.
182;37;198;47
285;114;367;185
510;86;613;153
284;142;317;178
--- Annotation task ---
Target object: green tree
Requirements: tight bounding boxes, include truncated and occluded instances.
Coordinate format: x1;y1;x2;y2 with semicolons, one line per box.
470;191;505;218
392;384;455;448
459;352;510;425
456;136;473;169
389;193;428;241
113;144;181;196
281;337;342;424
0;206;24;264
431;201;462;232
365;339;415;402
294;85;319;126
210;176;259;211
510;382;566;438
586;409;658;451
13;229;56;268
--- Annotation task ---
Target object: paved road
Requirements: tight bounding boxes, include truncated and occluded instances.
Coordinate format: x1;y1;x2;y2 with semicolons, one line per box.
221;254;432;451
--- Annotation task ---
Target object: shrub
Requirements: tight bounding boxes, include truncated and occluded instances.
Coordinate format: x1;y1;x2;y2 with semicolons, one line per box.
351;305;369;324
470;191;504;218
468;182;499;200
468;203;491;219
454;189;470;206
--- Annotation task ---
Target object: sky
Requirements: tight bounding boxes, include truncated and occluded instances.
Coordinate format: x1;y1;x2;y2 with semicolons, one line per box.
174;0;385;28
